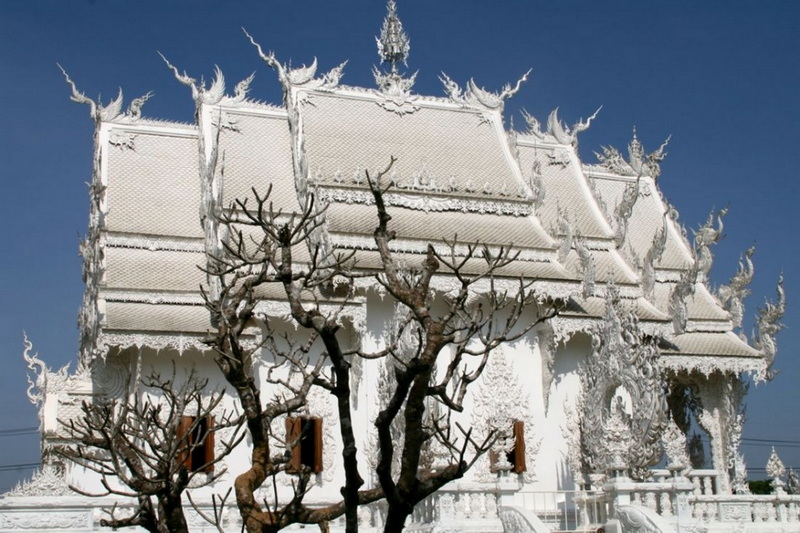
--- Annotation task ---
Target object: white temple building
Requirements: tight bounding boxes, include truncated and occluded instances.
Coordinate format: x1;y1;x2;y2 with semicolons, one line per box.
1;3;793;532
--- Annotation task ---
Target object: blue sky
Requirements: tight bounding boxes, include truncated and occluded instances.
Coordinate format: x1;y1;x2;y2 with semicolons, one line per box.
1;1;799;492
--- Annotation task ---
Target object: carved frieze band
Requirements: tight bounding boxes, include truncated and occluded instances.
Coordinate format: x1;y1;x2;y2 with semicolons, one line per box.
105;234;205;253
658;355;765;377
313;186;532;216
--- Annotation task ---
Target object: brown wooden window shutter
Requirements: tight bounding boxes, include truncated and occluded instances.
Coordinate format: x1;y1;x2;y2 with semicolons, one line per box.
312;417;323;473
512;420;526;473
286;417;302;473
177;416;193;470
177;416;215;473
286;416;323;474
203;416;215;474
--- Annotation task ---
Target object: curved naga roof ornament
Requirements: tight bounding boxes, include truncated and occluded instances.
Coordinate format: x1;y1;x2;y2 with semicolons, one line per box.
547;107;601;147
642;217;668;302
694;206;728;280
59;68;155;361
613;176;641;248
753;274;786;382
717;246;755;333
579;287;668;480
440;70;530;112
670;261;698;335
159;55;227;106
23;333;46;409
595;128;670;181
58;65;125;122
574;234;596;299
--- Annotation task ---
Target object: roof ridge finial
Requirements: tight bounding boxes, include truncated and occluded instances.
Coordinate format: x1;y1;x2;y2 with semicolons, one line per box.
377;0;410;74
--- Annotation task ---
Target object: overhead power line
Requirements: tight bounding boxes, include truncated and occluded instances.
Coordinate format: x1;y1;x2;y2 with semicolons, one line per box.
742;437;800;445
0;426;38;437
0;462;39;472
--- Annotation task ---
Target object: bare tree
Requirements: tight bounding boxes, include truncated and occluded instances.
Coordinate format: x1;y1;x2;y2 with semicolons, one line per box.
205;159;560;532
204;185;384;533
363;162;560;532
55;367;245;533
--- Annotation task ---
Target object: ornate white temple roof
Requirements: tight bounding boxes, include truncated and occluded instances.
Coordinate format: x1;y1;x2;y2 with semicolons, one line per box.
74;9;777;376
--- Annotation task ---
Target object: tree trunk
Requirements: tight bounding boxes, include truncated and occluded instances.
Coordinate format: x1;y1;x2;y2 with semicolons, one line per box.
157;493;189;533
383;506;411;533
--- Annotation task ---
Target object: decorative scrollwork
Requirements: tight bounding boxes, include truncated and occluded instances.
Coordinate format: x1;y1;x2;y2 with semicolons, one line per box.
579;287;667;479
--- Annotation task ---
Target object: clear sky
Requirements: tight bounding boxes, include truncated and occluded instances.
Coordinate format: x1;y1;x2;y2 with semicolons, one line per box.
1;0;799;492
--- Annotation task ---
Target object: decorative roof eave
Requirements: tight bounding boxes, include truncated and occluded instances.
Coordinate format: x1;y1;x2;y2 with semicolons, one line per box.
682;319;736;333
659;355;766;379
204;99;287;119
100;290;206;306
314;185;533;216
99;332;210;354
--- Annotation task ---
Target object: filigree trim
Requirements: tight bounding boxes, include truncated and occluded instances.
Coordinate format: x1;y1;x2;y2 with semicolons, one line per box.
101;291;205;305
105;234;205;252
658;355;765;377
329;233;555;263
99;332;209;353
314;186;532;216
4;463;72;497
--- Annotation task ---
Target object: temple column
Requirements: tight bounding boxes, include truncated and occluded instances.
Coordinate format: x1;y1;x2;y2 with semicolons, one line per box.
693;372;732;495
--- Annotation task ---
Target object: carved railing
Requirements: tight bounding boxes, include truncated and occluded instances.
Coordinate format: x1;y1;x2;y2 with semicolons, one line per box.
516;490;608;531
405;487;504;532
650;468;720;496
690;494;800;525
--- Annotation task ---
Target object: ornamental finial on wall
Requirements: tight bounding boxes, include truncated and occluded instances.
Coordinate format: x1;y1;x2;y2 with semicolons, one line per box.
767;447;787;492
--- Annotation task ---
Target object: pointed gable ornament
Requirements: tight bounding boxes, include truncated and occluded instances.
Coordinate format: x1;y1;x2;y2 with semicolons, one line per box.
596;128;670;181
373;0;418;110
377;0;410;72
